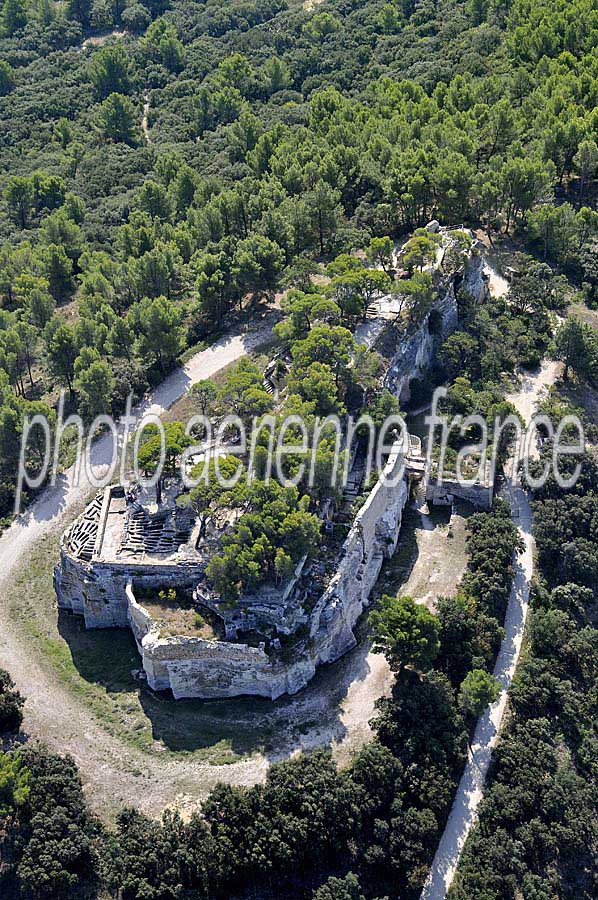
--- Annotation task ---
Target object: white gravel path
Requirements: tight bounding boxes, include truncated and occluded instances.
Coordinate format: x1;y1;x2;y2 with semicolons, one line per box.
420;475;534;900
419;267;560;900
0;323;277;817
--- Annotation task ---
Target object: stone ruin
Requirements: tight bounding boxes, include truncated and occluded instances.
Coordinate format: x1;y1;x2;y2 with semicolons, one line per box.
56;443;420;699
54;228;492;700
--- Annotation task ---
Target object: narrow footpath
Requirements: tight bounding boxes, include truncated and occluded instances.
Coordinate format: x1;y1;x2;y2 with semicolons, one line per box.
141;92;151;144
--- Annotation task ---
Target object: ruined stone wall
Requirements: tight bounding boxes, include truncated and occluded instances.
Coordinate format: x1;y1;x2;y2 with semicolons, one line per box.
54;554;204;629
426;477;494;509
125;583;281;697
122;446;409;700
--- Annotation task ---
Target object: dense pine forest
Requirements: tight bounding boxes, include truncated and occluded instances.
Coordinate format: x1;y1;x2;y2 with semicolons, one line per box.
0;0;597;898
0;0;597;521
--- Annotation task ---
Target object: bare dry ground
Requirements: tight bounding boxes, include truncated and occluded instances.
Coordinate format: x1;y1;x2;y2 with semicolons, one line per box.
569;300;598;330
379;502;471;611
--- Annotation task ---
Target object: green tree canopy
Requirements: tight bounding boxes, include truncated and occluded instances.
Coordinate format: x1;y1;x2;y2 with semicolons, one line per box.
366;235;394;273
0;58;13;95
74;354;116;418
370;595;441;674
312;873;366;900
88;43;131;99
137;421;193;481
99;93;137;144
0;668;24;732
128;295;184;373
458;668;501;718
401;229;441;273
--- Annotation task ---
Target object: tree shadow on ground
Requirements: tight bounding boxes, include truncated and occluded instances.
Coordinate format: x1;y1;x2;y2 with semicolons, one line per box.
58;606;382;760
136;622;379;758
375;504;423;600
57;610;140;693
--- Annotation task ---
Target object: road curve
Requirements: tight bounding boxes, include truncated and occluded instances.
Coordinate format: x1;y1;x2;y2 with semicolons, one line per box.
0;321;275;817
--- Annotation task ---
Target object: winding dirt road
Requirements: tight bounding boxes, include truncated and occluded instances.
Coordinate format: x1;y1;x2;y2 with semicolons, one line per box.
419;267;561;899
0;317;394;819
0;324;277;818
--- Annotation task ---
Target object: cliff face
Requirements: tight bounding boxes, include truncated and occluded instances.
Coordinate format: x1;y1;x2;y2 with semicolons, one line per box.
383;252;488;403
384;280;459;402
54;555;204;629
461;250;489;303
54;554;130;628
